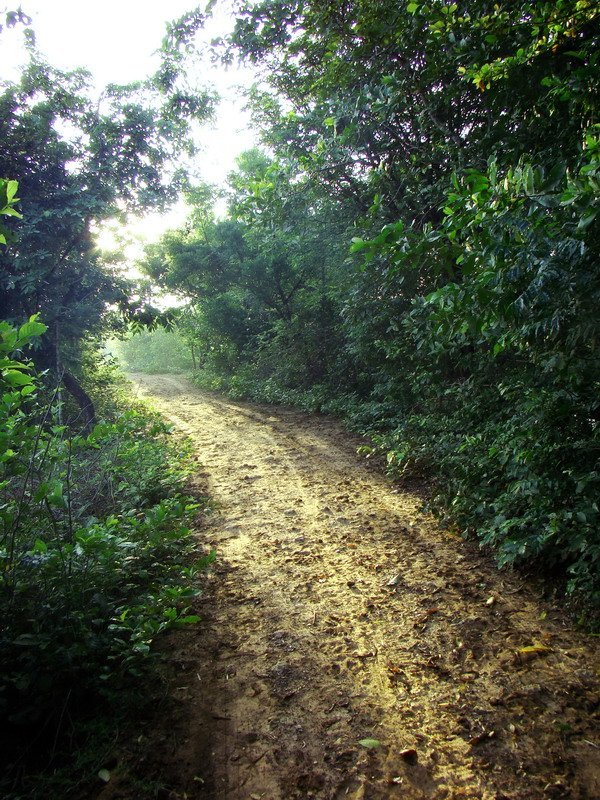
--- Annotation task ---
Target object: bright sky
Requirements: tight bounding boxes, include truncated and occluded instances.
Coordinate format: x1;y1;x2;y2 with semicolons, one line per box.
2;0;258;244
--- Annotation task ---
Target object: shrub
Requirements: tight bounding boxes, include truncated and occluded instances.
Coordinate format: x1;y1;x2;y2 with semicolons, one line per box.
0;318;214;794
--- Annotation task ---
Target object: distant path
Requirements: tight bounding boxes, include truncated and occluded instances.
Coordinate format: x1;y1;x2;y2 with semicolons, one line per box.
126;374;600;799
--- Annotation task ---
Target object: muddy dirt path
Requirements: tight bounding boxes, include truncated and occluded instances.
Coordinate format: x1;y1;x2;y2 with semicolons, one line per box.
125;374;598;800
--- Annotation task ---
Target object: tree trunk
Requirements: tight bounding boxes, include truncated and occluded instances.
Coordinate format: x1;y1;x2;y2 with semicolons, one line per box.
61;369;97;433
36;330;97;434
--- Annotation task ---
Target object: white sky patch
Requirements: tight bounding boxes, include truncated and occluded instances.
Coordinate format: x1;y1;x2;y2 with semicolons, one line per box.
3;0;258;245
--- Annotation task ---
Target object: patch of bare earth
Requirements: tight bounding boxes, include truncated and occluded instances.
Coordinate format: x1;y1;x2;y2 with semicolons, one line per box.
97;374;600;800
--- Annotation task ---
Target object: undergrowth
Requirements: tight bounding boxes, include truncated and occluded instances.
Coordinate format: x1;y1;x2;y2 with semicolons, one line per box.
0;318;214;799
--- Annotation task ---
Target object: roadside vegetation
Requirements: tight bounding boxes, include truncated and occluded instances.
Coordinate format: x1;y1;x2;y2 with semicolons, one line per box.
0;314;214;798
0;10;215;795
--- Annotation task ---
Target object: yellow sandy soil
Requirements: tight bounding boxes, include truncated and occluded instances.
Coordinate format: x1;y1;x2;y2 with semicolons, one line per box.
102;373;600;800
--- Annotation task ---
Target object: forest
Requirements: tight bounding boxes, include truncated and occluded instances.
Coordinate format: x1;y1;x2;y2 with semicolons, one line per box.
1;1;599;798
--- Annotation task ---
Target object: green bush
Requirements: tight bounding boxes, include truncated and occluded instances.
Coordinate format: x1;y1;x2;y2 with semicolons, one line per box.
364;146;600;603
0;319;214;793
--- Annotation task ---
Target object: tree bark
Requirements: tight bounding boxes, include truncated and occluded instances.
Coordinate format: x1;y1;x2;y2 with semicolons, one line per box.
61;369;97;433
35;331;97;434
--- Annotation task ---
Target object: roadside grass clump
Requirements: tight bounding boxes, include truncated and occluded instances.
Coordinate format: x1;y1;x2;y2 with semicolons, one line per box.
0;317;214;798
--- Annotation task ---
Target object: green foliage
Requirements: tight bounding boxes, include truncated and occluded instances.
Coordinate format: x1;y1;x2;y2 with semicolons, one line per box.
0;7;33;44
0;321;213;794
204;0;600;602
139;150;355;395
363;136;600;598
0;178;21;244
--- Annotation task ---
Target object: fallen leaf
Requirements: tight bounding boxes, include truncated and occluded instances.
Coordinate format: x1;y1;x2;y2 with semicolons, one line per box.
399;748;418;763
415;607;440;625
359;738;381;749
468;730;496;746
514;644;551;664
97;769;111;783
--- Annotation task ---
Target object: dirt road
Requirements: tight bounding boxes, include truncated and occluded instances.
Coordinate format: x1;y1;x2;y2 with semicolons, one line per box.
124;374;599;799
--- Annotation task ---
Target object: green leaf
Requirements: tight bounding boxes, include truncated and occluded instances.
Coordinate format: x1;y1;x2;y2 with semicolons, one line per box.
349;237;366;253
33;479;66;507
1;206;22;218
577;211;597;230
33;481;52;503
359;738;381;749
6;180;19;203
18;317;48;341
98;769;111;783
2;369;33;387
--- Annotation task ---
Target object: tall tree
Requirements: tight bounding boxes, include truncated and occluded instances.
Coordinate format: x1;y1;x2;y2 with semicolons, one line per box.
141;148;353;386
